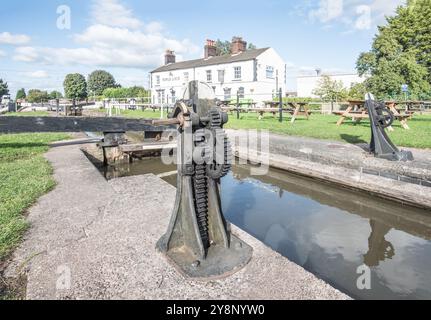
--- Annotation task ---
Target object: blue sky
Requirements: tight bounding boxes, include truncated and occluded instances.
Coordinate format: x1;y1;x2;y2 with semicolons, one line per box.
0;0;405;97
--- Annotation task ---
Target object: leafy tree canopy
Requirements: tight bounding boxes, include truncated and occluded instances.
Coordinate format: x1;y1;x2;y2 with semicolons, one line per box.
0;79;9;97
103;86;149;99
215;40;231;56
356;0;431;100
248;43;257;50
63;73;87;100
348;82;368;100
27;89;49;103
88;70;117;96
15;88;26;100
312;75;348;102
48;91;63;99
214;39;257;56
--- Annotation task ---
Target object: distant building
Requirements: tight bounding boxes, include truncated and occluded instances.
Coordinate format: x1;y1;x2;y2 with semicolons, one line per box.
297;72;366;98
150;37;287;104
1;94;11;105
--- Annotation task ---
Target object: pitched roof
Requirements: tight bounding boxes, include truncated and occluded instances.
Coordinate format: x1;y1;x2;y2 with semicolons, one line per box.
151;48;270;73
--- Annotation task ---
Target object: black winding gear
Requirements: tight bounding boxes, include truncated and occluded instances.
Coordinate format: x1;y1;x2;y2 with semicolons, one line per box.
206;108;232;180
375;102;395;128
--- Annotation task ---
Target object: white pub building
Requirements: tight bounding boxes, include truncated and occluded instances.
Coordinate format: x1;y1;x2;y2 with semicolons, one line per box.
150;37;287;105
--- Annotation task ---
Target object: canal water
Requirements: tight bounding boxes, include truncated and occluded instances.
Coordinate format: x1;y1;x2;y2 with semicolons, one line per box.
103;158;431;300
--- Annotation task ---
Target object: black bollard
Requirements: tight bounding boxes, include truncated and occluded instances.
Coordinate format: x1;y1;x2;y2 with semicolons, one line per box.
365;93;413;161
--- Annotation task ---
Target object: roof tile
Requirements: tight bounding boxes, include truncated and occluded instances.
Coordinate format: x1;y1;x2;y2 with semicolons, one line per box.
151;48;270;73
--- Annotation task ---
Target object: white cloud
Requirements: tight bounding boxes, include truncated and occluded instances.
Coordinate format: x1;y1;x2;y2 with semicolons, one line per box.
26;70;49;79
0;32;31;45
13;0;199;69
307;0;405;31
92;0;142;29
0;50;6;57
144;21;164;34
309;0;344;23
14;47;39;62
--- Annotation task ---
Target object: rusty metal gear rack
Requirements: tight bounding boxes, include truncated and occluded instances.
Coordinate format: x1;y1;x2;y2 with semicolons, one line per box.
155;81;253;279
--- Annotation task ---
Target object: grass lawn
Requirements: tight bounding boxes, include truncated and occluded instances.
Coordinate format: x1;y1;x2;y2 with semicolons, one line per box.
93;108;431;149
0;133;70;260
225;113;431;149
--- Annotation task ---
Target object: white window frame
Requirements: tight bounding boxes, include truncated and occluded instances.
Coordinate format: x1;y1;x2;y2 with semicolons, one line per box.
206;70;212;83
218;70;225;83
234;66;242;80
156;75;161;85
266;66;274;79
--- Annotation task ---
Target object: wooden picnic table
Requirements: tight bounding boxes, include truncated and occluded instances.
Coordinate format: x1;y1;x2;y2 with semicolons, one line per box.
220;100;311;123
286;102;311;123
220;100;257;113
334;100;413;131
261;101;311;123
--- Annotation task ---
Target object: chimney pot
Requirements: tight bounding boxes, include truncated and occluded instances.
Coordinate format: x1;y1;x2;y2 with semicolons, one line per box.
165;49;176;65
231;36;247;54
204;39;217;59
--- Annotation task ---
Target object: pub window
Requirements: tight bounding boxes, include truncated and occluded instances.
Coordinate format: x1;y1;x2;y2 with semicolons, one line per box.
234;67;241;80
266;66;274;79
184;72;189;83
206;70;212;83
156;75;160;85
218;70;225;83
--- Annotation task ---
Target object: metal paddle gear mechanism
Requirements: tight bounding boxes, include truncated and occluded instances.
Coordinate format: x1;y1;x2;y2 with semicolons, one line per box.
365;93;413;162
156;81;252;279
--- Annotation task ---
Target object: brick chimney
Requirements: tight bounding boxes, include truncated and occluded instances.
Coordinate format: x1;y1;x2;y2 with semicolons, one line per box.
204;39;217;59
231;37;247;54
165;49;176;65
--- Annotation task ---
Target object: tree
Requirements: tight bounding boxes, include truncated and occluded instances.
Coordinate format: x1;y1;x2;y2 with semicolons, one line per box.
87;70;117;96
63;73;87;100
215;39;231;56
15;88;26;100
128;86;149;98
312;75;348;102
248;43;257;50
48;91;63;99
102;86;149;99
348;82;367;100
27;89;49;103
0;79;9;97
356;0;431;99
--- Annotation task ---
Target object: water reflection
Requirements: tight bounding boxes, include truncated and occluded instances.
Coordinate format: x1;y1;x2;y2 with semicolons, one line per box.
363;220;395;268
103;157;176;180
222;165;431;300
